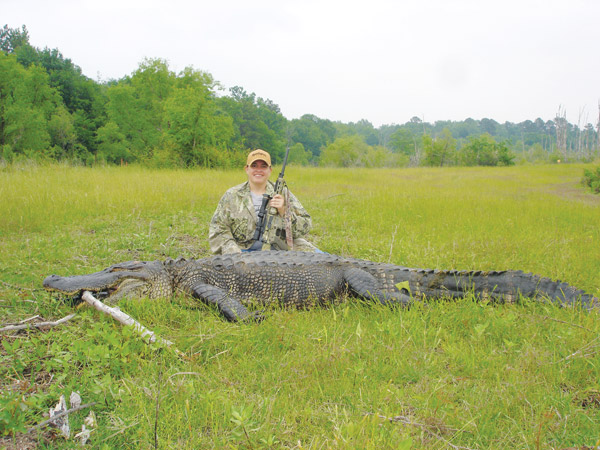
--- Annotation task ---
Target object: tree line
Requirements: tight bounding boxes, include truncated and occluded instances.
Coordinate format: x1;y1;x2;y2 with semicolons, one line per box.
1;25;599;168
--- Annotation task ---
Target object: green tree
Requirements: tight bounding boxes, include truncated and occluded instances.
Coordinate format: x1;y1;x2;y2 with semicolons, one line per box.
459;134;496;166
102;60;238;167
454;117;480;138
0;52;62;158
4;29;109;155
218;86;283;160
363;145;388;167
459;133;515;166
96;121;130;163
319;135;369;167
102;58;175;160
103;83;156;160
287;142;311;165
163;85;234;167
480;118;498;135
0;24;30;54
349;119;378;146
496;140;515;166
422;128;456;166
389;128;416;155
290;114;336;158
377;124;400;149
256;97;287;152
47;105;77;157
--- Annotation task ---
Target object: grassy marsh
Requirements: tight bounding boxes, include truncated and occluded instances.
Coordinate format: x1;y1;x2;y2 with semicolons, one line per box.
0;163;599;449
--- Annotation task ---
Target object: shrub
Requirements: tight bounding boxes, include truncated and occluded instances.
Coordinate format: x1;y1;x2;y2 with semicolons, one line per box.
581;167;600;193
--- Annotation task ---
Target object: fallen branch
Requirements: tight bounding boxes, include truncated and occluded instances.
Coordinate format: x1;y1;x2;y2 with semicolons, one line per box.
0;313;77;333
19;315;40;324
81;291;183;356
27;402;96;434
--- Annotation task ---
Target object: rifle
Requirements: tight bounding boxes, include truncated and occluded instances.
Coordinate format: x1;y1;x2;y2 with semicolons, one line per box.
248;145;291;251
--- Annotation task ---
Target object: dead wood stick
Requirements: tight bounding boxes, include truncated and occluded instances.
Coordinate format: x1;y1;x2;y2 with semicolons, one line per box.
0;313;77;333
27;402;97;434
81;291;183;356
19;315;41;324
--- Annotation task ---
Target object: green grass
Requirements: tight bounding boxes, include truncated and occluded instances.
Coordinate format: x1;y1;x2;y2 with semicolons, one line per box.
1;163;599;449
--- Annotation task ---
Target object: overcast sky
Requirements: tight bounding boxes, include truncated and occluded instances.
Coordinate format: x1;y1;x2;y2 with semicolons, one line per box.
4;0;600;127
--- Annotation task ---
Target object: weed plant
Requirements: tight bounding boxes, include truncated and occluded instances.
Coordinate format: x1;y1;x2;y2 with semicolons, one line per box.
0;163;599;449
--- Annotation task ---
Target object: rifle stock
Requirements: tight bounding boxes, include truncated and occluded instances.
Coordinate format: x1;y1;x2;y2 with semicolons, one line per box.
248;194;270;251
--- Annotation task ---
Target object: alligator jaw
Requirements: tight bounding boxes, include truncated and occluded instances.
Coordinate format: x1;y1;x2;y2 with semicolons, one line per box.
43;260;163;302
43;272;144;302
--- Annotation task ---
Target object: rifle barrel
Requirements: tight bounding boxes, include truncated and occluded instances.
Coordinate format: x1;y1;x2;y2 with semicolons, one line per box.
278;145;291;178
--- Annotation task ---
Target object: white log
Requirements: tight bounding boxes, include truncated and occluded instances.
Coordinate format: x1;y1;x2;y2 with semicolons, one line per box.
81;291;182;356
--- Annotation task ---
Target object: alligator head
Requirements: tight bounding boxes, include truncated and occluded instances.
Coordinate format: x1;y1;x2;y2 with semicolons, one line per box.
43;260;173;303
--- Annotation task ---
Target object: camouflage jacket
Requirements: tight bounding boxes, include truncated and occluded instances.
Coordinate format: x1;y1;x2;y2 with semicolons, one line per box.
209;181;316;254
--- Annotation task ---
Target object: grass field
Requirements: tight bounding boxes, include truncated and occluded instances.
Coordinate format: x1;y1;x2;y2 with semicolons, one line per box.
1;162;599;449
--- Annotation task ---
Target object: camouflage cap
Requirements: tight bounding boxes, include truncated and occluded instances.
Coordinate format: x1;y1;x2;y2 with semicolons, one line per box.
246;149;271;167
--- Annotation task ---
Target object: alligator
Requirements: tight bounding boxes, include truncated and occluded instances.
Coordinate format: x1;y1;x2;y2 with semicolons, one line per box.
43;251;598;322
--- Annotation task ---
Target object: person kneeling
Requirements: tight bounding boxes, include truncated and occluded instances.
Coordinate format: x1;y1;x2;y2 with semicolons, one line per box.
209;149;318;254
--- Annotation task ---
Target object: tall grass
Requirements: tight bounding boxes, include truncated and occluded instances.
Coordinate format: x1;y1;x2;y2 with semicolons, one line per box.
0;163;599;449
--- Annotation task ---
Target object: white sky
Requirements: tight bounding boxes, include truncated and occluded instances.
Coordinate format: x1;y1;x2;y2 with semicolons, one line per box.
4;0;600;127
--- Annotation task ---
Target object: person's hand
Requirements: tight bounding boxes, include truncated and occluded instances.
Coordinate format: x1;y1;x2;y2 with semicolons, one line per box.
269;194;285;216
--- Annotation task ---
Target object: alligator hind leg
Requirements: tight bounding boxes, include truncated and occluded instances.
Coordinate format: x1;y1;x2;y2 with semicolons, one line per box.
191;283;262;322
343;267;412;306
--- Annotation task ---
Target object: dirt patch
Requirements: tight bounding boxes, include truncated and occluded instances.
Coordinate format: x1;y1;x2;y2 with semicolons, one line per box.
543;182;600;205
579;390;600;409
0;432;41;450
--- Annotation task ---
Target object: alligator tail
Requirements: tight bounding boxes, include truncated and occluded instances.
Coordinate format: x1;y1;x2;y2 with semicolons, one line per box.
351;259;598;309
409;269;597;308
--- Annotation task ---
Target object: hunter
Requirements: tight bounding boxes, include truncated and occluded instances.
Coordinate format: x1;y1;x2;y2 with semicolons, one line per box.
209;149;318;254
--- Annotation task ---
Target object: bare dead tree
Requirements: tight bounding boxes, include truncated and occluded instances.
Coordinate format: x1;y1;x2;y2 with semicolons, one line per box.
555;105;568;159
597;100;600;155
584;123;595;158
575;107;591;158
577;107;583;157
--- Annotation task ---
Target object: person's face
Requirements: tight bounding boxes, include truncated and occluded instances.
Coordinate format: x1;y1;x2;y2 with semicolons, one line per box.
245;160;271;184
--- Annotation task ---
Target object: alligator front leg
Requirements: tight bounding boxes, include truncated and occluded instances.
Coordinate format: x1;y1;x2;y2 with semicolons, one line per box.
191;283;262;322
343;267;412;306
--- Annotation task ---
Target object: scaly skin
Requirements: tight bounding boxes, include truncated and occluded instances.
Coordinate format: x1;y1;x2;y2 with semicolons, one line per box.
44;251;598;322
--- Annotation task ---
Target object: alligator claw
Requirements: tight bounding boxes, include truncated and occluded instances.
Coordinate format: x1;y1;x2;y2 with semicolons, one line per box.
246;310;266;323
